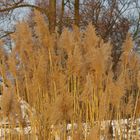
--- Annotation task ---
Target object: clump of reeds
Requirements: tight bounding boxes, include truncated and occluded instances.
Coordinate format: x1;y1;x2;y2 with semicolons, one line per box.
0;10;140;140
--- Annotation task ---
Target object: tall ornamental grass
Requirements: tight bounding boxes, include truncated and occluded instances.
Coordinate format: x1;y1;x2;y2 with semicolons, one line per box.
0;11;140;140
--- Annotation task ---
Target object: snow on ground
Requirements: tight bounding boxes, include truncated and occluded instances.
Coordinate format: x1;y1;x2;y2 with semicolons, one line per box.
0;116;140;139
0;95;140;139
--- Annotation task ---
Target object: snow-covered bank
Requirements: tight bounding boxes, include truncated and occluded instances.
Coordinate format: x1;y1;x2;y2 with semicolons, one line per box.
0;95;140;140
0;116;140;139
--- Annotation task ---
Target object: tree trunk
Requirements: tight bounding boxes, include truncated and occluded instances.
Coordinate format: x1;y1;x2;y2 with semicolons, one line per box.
49;0;56;33
74;0;80;26
59;0;65;34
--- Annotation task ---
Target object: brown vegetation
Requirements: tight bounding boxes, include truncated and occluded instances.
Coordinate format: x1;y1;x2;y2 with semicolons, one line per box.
0;11;140;140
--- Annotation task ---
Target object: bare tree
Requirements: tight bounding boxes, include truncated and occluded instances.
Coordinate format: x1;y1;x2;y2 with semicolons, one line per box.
0;0;140;51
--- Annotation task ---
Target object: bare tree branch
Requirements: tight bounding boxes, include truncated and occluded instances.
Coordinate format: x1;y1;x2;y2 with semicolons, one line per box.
0;31;15;39
0;4;48;16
